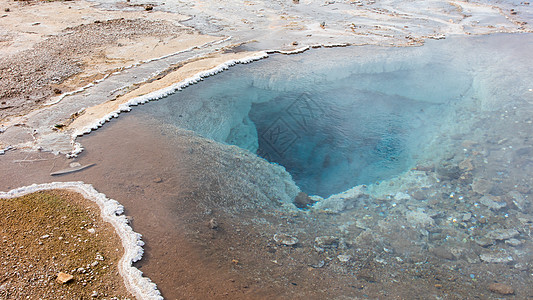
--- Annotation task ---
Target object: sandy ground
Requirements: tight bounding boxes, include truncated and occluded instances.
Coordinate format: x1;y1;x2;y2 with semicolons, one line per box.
1;0;532;298
0;189;131;299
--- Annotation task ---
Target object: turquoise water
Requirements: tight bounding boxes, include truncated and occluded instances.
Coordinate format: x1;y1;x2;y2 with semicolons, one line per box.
132;33;533;198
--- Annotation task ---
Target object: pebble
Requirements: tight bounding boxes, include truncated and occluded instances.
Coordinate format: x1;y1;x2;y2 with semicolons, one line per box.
394;192;411;201
314;236;339;248
505;238;522;246
488;283;514;295
91;291;99;297
87;228;96;234
479;195;506;210
273;234;298;246
337;255;351;262
56;272;74;284
474;237;494;247
508;191;528;212
208;218;218;229
406;210;434;228
472;178;493;195
436;165;461;180
411;189;428;200
486;228;519;241
430;247;454;260
480;252;513;263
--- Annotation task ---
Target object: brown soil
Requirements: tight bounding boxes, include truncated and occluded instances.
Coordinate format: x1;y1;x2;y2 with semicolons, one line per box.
0;189;132;299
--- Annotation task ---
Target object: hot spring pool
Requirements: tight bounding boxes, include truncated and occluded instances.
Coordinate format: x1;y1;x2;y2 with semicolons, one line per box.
130;33;533;199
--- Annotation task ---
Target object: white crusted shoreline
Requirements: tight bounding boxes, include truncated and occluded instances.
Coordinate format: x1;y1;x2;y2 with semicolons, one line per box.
0;182;163;300
68;51;270;157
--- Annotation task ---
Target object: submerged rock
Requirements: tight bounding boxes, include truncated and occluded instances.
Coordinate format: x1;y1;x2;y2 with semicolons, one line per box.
406;210;434;228
480;195;506;210
480;252;513;263
436;165;461;180
273;234;298;246
315;236;339;248
486;229;519;241
293;192;315;209
488;283;515;295
313;186;365;213
337;255;352;263
472;178;493;195
508;191;529;212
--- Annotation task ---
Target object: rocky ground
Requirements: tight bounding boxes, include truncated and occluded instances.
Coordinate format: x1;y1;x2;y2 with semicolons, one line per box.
0;189;131;299
0;0;532;299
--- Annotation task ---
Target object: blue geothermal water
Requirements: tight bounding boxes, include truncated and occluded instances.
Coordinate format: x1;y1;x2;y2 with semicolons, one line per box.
131;34;533;198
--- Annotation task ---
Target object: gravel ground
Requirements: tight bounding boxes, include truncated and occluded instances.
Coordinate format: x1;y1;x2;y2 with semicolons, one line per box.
0;190;132;299
0;17;191;121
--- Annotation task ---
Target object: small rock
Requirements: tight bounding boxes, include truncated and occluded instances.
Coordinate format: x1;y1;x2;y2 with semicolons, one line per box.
145;5;153;11
294;192;315;209
273;234;298;246
91;291;99;297
315;236;339;248
459;159;474;171
4;8;9;12
394;192;411;201
337;255;351;262
436;165;461;180
53;88;62;95
56;272;74;284
208;218;218;229
310;260;325;268
95;254;104;261
505;238;522;247
480;252;513;263
153;177;163;183
480;195;506;210
406;210;434;228
474;236;494;247
91;261;99;267
69;162;81;168
472;178;493;195
292;41;299;46
488;283;514;295
508;191;528;212
411;189;428;200
462;213;472;221
87;228;96;234
430;247;454;260
40;234;50;239
486;229;519;241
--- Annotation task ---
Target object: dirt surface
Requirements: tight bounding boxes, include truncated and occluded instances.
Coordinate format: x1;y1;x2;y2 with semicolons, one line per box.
0;16;193;121
0;189;131;299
